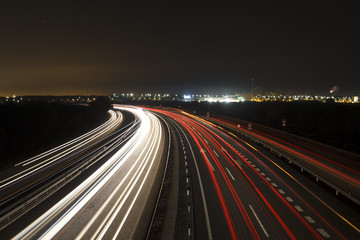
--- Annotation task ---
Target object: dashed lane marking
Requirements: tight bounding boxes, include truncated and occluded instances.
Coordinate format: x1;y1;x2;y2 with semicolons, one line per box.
265;177;271;181
316;228;331;238
294;205;303;212
271;182;278;187
304;216;316;223
285;196;294;203
278;189;285;194
249;204;270;238
226;167;235;181
213;150;219;157
203;154;215;171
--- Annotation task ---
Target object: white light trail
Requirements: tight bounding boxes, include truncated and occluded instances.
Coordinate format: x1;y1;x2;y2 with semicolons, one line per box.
0;111;122;190
12;106;164;240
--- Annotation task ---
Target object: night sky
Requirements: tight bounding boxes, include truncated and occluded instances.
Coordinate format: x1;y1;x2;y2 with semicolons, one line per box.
1;2;359;96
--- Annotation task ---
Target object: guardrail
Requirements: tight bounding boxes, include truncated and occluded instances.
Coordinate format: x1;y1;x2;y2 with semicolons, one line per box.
207;117;360;206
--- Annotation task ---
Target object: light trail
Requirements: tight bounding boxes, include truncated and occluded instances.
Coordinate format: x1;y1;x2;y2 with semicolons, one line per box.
202;116;350;239
210;118;360;189
0;110;122;190
12;106;165;239
149;108;356;239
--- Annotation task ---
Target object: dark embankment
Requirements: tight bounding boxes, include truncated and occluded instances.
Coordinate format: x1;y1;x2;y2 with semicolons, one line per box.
0;97;111;168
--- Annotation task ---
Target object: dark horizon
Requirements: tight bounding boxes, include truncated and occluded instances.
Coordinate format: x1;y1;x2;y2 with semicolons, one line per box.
1;2;359;96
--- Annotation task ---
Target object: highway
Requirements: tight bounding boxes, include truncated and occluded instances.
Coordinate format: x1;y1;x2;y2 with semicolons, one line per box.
0;105;359;239
148;107;360;239
0;106;167;239
208;116;360;204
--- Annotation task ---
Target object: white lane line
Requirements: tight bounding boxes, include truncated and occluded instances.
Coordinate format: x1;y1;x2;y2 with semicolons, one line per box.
183;146;185;150
271;182;278;187
304;216;316;223
265;177;271;181
186;168;188;174
187;189;190;196
185;161;187;166
213;150;219;157
179;123;213;240
249;205;269;238
316;228;331;238
278;189;285;194
226;167;235;181
256;168;261;171
248;160;252;164
184;150;187;155
285;196;293;203
186;178;189;183
261;172;266;176
188;227;191;236
204;139;208;144
188;205;191;212
294;205;303;212
244;157;248;160
203;154;215;171
251;164;256;167
184;155;187;160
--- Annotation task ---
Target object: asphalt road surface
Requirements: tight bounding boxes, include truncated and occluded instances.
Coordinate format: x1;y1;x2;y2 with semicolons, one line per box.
1;105;359;239
149;107;360;240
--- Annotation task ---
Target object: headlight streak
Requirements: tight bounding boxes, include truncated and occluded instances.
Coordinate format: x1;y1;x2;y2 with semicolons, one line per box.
23;110;119;170
0;117;137;208
0;111;145;230
0;111;122;189
14;111;117;167
12;106;164;240
105;114;162;240
75;112;161;240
